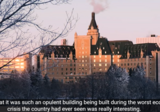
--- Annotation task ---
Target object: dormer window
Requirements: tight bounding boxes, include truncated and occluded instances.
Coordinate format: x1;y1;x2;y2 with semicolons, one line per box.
103;47;105;49
94;51;96;54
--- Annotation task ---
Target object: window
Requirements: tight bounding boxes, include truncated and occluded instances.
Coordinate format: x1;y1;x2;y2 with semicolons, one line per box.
70;68;72;71
82;56;84;58
105;55;107;58
118;59;119;62
105;64;107;66
15;59;19;61
61;72;63;75
94;60;96;62
99;59;101;62
105;59;107;62
82;64;84;66
66;72;68;75
99;55;101;58
94;64;96;66
15;66;19;68
61;68;63;70
66;68;68;70
99;64;102;66
94;56;95;58
74;68;76;70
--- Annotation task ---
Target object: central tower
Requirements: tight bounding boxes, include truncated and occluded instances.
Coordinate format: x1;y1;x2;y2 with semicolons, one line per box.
87;12;100;45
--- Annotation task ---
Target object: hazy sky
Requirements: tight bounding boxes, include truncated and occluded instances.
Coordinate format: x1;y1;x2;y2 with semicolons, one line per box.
34;0;160;45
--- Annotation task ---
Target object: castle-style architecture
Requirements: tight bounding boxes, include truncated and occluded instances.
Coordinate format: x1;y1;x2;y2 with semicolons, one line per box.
37;12;160;83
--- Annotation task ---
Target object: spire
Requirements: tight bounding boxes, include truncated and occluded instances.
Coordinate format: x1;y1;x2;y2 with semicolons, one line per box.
88;12;98;30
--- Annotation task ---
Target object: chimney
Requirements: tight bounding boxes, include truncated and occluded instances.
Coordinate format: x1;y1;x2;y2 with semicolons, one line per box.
61;39;67;45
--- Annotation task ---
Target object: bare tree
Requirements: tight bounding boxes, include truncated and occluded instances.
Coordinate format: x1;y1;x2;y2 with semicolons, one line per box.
0;0;78;70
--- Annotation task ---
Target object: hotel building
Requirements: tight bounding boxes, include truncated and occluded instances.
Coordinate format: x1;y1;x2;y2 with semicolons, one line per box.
37;12;160;83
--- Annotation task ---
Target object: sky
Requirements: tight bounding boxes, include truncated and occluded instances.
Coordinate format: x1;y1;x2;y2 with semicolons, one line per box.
33;0;160;45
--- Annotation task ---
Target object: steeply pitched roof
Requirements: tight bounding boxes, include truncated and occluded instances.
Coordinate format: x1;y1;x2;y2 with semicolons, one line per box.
109;40;133;55
91;38;112;55
88;12;98;30
120;43;160;59
40;45;75;59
